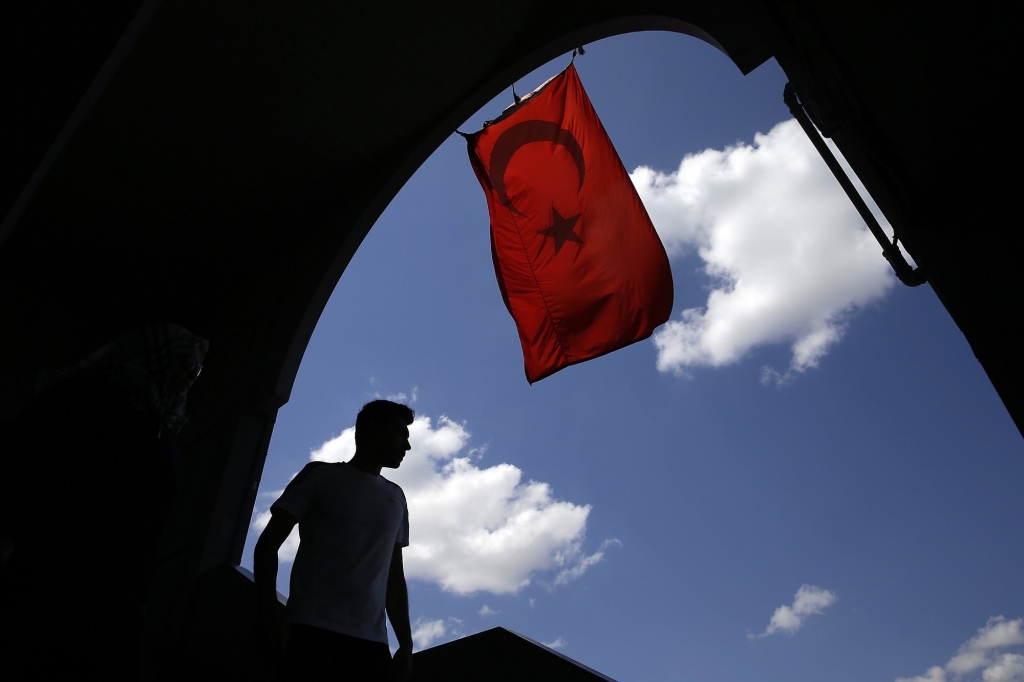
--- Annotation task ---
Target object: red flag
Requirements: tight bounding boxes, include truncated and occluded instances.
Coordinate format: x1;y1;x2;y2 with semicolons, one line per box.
466;64;673;383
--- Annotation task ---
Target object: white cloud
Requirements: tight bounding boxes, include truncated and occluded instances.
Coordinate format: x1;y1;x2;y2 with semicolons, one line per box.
896;667;947;682
409;616;464;652
554;538;622;585
384;387;417;404
411;618;446;651
948;617;1024;675
983;654;1024;682
478;604;499;617
631;118;899;382
255;412;612;595
309;427;356;464
753;584;838;637
368;379;418;404
543;637;567;649
896;617;1024;682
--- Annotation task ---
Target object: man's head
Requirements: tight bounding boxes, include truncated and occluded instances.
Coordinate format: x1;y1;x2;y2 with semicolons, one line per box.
354;400;414;469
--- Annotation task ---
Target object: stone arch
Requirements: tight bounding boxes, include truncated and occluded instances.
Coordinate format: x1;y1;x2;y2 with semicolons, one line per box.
0;2;771;662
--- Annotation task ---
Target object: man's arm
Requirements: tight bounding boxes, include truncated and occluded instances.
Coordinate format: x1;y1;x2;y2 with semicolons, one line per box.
253;509;297;656
386;544;413;681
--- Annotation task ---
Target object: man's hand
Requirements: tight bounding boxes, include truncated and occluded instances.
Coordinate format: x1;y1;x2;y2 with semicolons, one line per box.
391;645;413;682
386;546;413;681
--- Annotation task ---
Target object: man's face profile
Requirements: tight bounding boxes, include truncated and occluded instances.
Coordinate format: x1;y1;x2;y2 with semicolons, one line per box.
379;419;411;469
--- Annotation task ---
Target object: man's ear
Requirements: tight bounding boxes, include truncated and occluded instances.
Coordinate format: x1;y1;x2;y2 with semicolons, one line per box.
363;423;382;448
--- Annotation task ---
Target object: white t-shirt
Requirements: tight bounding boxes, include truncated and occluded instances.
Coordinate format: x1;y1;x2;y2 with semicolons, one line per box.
271;461;409;644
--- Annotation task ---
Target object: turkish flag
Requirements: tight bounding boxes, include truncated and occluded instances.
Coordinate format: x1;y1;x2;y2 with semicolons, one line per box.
466;64;673;383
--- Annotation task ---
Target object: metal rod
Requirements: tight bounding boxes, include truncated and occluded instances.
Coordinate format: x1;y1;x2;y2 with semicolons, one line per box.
783;83;926;287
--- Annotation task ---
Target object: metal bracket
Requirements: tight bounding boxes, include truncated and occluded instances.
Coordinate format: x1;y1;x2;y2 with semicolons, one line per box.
784;83;926;287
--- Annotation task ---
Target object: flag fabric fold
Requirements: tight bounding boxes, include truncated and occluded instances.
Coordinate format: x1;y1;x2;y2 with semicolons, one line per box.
466;64;673;383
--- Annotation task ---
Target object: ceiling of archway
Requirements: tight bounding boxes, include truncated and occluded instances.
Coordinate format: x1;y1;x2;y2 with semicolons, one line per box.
0;0;1019;436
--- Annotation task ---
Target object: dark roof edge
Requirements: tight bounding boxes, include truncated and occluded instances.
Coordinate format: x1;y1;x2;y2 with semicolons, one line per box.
501;628;620;682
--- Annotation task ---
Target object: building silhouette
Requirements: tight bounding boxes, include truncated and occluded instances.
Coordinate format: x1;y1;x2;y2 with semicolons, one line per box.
0;1;1017;677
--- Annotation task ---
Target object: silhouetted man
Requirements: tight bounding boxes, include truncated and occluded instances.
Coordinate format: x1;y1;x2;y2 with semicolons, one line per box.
255;400;414;682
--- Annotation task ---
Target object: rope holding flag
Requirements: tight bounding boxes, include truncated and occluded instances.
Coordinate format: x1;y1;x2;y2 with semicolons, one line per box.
465;64;673;383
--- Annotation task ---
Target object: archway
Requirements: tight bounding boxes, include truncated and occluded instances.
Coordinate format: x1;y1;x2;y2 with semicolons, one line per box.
2;2;1021;678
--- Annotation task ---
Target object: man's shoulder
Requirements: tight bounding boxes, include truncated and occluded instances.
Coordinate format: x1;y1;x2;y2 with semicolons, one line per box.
298;460;333;474
379;475;407;499
287;460;337;487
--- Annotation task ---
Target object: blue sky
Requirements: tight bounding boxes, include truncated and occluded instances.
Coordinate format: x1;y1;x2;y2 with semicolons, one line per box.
242;32;1024;682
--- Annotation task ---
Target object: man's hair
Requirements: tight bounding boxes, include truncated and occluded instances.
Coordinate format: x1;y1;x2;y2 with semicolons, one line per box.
355;400;415;448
